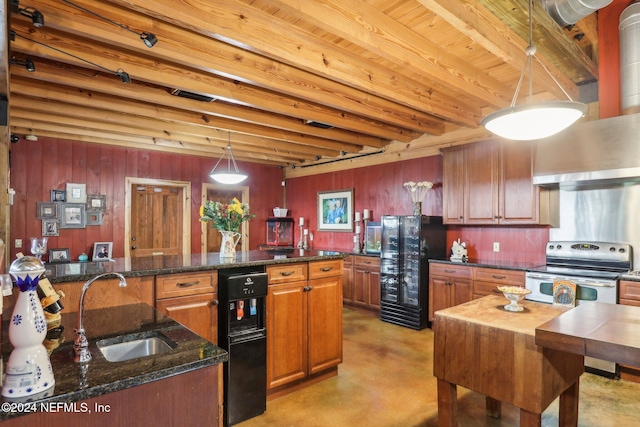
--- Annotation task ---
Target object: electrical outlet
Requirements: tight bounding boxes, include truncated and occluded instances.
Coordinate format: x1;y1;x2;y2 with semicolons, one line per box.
493;242;500;252
15;239;22;248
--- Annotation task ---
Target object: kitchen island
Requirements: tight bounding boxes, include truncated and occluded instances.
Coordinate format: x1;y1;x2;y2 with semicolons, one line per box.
433;295;584;427
0;303;227;426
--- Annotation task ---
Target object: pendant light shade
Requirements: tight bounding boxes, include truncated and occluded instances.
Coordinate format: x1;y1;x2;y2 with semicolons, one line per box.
481;0;586;141
482;100;586;140
209;135;247;185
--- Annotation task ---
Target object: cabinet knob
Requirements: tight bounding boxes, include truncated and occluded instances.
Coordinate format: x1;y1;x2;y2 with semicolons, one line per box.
211;299;219;306
320;267;333;272
458;216;463;220
280;271;295;276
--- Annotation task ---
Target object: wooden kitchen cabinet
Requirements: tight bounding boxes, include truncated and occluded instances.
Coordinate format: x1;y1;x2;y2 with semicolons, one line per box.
155;271;218;344
342;256;354;303
442;140;555;225
473;267;525;299
428;263;472;322
266;260;342;392
352;255;381;311
619;280;640;382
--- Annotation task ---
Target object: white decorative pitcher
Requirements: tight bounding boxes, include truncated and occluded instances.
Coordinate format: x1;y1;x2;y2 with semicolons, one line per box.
219;230;241;261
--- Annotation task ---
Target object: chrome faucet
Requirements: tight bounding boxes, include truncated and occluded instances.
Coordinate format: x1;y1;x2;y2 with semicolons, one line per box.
74;273;128;363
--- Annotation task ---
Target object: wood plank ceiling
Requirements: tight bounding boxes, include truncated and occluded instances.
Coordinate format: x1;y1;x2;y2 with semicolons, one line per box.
7;0;598;177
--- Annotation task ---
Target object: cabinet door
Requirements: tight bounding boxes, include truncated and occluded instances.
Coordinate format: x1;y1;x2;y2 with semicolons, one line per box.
266;282;307;389
429;276;450;322
156;293;217;343
451;278;473;307
342;257;354;303
443;147;465;224
368;268;381;309
353;265;369;306
307;276;343;375
500;141;539;224
465;141;499;224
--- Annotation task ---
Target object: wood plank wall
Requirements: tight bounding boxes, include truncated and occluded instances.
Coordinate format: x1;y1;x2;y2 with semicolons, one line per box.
285;155;548;264
9;137;283;261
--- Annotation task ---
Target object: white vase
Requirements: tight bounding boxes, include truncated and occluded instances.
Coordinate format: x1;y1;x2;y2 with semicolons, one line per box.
3;288;55;398
219;230;241;261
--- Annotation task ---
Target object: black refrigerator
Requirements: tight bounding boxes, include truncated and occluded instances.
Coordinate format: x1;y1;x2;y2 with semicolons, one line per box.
380;215;446;330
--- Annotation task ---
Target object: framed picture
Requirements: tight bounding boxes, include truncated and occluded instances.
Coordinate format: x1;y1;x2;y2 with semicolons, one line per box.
36;202;58;220
42;219;60;237
60;203;87;229
66;183;87;203
49;248;70;263
92;242;113;261
86;211;103;226
317;189;354;232
50;190;66;202
87;194;106;212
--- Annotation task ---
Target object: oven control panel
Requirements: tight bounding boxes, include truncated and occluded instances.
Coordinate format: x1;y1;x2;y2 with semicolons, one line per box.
546;241;632;263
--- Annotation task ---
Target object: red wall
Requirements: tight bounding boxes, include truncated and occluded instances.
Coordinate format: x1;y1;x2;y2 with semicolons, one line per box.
286;157;549;265
9;137;283;261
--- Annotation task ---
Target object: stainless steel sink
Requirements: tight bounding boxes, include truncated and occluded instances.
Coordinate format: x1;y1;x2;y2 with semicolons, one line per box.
96;332;177;362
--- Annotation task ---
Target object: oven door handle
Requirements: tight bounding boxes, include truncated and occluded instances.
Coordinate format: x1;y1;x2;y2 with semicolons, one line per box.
575;282;616;288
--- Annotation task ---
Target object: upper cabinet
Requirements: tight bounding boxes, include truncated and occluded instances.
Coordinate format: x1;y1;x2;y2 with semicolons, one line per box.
443;140;556;225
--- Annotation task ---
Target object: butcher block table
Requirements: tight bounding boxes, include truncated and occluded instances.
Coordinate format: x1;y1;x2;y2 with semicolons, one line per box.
433;295;584;427
535;302;640;368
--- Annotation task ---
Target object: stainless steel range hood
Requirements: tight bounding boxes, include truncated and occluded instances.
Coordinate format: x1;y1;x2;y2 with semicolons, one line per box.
533;113;640;187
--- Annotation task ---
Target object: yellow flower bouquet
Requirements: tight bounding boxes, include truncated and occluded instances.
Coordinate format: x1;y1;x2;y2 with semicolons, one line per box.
199;198;256;232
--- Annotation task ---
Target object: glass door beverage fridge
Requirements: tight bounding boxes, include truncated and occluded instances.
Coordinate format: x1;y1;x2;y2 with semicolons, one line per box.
380;215;446;329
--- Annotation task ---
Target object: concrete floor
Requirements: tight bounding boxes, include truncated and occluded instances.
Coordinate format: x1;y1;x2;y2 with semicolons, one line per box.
239;307;640;427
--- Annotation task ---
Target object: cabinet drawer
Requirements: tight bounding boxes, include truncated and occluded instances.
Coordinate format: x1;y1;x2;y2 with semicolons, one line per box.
156;271;218;299
308;259;343;279
620;280;640;302
474;268;524;285
267;263;307;284
473;280;503;297
429;263;472;278
353;256;380;269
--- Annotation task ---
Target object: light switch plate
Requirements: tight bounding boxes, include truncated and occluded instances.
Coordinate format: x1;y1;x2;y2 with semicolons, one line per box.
493;242;500;252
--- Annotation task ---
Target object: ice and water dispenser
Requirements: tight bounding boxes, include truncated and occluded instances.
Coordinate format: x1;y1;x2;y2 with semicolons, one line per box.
218;267;268;426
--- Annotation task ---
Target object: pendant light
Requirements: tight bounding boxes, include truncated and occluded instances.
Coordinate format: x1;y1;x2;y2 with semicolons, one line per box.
481;0;586;140
209;133;247;185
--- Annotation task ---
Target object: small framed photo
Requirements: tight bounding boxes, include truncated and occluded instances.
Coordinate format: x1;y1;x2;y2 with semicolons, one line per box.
51;190;66;202
317;188;354;232
42;219;60;237
36;202;58;220
49;248;70;263
60;203;87;229
87;194;106;212
86;211;103;226
66;183;87;203
92;242;113;261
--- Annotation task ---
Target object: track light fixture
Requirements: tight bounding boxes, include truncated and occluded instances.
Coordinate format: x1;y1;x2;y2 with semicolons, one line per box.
12;31;131;83
11;57;36;72
10;1;44;27
62;0;157;48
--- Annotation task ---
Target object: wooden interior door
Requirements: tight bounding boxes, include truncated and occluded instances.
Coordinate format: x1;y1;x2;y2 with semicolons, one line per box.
205;188;244;253
130;184;183;257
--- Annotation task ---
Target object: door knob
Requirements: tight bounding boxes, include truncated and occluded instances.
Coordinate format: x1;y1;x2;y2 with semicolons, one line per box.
131;245;136;250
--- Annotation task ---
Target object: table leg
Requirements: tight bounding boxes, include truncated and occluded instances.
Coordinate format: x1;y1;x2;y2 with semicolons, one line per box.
519;409;541;427
437;378;457;427
558;380;579;427
486;396;501;418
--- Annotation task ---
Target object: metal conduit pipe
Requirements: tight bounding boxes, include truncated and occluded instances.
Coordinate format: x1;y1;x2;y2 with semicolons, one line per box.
620;1;640;114
540;0;613;26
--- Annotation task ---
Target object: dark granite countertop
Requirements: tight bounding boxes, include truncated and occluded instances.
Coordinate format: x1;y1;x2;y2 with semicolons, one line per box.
428;258;546;272
45;249;347;284
0;303;227;420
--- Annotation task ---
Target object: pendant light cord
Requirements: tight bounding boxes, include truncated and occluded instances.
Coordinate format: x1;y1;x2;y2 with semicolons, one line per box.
509;0;575;107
